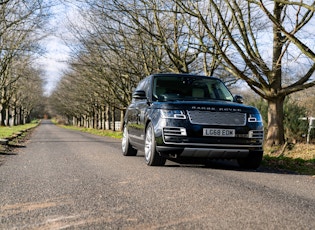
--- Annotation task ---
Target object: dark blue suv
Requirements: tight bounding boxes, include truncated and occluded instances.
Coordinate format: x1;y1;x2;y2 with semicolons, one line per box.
122;73;264;168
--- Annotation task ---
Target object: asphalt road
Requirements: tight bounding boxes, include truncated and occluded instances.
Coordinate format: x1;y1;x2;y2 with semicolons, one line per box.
0;120;314;229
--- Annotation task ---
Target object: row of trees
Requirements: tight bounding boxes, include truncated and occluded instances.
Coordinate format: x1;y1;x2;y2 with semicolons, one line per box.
51;0;315;147
0;0;50;126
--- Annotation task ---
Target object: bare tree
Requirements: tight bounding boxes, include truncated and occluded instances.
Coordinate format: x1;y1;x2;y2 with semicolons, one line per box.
52;0;230;128
13;65;44;124
0;0;51;125
175;0;315;147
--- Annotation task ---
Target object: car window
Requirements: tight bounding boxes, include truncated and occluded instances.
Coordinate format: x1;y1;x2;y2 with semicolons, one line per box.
133;77;151;102
153;76;233;102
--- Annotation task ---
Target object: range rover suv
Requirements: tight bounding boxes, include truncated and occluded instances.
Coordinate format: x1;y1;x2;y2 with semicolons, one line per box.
122;73;264;169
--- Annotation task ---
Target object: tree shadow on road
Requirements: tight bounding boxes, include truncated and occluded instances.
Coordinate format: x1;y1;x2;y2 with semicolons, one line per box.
0;151;18;156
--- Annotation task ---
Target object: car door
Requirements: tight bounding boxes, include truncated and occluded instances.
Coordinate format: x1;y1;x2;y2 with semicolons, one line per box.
127;77;151;146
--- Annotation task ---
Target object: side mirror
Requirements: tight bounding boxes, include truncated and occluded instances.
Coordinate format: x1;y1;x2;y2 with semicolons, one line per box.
234;95;244;104
132;90;147;100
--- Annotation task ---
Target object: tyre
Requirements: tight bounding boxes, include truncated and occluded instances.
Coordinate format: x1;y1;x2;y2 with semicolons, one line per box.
237;151;263;169
144;122;166;166
122;125;137;156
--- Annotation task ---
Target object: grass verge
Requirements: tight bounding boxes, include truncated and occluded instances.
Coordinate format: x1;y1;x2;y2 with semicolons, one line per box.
263;143;315;175
60;125;123;139
0;120;40;139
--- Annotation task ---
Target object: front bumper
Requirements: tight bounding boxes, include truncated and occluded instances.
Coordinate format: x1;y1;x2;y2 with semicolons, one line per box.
156;142;264;158
156;146;251;158
155;126;263;159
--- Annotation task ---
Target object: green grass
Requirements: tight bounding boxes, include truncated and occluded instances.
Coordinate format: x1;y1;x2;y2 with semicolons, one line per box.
60;125;123;139
0;120;40;139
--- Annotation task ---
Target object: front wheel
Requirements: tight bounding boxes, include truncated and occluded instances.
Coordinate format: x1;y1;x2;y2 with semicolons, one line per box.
144;123;166;166
122;125;137;156
237;151;263;169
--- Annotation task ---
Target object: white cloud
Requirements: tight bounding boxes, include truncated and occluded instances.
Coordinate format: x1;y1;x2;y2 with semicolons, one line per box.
37;1;75;96
38;35;70;96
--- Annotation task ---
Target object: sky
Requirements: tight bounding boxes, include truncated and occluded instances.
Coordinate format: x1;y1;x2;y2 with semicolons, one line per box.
39;36;70;96
37;2;73;96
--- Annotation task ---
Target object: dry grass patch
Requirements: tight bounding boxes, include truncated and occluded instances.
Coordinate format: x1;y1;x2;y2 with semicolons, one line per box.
263;143;315;175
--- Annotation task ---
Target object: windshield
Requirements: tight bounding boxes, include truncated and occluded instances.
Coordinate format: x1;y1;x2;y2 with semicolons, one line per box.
152;76;234;102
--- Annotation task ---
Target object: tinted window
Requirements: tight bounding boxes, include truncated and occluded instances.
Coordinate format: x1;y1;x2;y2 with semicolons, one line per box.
133;77;151;102
152;76;233;102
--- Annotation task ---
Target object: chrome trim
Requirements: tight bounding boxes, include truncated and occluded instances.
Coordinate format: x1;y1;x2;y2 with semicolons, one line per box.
163;127;187;136
249;130;264;138
129;134;144;141
162;141;263;148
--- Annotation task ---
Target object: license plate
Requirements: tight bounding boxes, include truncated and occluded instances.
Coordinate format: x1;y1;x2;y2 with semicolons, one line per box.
203;128;235;137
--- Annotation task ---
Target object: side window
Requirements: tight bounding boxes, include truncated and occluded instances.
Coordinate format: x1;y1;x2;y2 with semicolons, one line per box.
153;77;163;100
132;77;151;102
142;77;151;97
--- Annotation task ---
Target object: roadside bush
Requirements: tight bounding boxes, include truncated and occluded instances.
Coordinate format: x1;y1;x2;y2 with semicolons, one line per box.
284;100;308;143
249;98;308;143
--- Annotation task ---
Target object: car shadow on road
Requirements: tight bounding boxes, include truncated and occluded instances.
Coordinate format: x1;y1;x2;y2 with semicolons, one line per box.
162;158;301;175
134;153;297;174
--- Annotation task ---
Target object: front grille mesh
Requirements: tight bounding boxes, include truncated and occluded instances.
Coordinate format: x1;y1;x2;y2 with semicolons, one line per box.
187;110;246;126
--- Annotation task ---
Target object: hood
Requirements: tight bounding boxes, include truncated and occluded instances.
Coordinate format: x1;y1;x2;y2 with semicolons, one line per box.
151;100;260;114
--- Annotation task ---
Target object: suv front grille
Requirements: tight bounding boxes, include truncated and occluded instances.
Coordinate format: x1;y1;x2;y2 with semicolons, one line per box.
187;111;246;126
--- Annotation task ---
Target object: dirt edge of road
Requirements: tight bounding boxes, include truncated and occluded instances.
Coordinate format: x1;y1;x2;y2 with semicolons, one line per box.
0;127;35;166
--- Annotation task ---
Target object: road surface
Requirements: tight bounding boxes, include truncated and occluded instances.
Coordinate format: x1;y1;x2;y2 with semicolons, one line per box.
0;120;314;229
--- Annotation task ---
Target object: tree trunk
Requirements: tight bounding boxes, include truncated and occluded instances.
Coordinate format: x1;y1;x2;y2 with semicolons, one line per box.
264;2;285;147
19;107;23;125
101;107;105;130
111;107;115;131
2;107;9;126
266;96;285;146
105;105;110;130
1;104;8;126
0;104;2;126
120;110;124;131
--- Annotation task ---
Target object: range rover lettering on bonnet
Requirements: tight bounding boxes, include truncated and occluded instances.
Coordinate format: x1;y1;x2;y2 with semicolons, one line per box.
191;106;242;112
218;107;242;112
191;106;216;111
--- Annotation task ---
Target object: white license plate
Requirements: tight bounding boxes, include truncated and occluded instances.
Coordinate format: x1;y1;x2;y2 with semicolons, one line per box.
203;128;235;137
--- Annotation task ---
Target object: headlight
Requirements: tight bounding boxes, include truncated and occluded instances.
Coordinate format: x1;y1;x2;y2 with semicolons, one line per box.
248;113;263;122
161;110;186;119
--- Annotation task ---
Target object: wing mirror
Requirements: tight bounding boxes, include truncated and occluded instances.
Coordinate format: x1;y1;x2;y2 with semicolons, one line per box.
234;95;244;104
132;90;147;100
